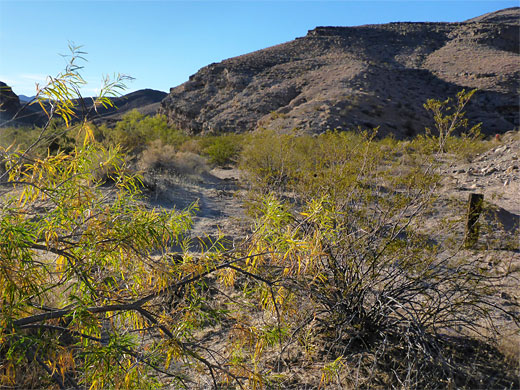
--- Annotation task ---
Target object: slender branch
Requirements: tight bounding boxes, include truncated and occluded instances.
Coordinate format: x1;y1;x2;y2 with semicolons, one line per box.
13;252;273;327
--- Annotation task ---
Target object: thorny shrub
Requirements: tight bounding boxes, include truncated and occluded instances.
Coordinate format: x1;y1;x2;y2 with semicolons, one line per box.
235;127;519;388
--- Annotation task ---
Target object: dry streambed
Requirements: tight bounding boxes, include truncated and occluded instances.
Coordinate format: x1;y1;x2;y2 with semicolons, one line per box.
142;166;250;251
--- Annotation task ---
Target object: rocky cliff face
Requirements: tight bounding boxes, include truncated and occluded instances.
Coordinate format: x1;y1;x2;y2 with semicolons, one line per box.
159;7;519;137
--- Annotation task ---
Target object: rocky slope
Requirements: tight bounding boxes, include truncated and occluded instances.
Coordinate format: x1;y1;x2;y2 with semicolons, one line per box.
159;7;519;137
440;131;519;243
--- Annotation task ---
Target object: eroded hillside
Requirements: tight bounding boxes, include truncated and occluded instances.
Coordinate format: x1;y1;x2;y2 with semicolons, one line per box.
159;7;519;137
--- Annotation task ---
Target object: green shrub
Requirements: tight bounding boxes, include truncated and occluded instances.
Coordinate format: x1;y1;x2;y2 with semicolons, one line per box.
240;128;406;200
423;89;482;154
202;134;244;166
175;133;245;167
0;126;39;149
101;110;186;154
406;133;492;162
0;119;87;156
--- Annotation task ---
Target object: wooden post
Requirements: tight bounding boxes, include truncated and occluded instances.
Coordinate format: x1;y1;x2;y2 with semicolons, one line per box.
464;193;484;248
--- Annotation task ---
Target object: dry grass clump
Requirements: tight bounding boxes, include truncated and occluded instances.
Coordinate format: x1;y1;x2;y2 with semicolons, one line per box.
178;138;203;155
138;139;176;171
172;151;209;175
138;139;208;176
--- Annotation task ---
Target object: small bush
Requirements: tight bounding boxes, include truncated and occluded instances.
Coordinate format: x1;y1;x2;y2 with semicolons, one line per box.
424;89;482;154
173;151;209;175
102;110;185;154
406;133;492;162
202;134;243;166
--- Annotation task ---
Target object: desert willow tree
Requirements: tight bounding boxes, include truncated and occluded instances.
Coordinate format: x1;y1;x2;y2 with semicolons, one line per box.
0;45;260;390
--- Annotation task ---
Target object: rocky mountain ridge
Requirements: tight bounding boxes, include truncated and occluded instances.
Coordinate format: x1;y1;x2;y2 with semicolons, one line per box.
0;86;166;127
159;7;519;137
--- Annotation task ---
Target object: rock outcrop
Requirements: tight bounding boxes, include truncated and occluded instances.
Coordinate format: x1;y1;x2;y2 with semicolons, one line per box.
159;7;519;137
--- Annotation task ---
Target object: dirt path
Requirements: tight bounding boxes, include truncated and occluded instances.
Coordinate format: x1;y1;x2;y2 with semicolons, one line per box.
143;167;250;250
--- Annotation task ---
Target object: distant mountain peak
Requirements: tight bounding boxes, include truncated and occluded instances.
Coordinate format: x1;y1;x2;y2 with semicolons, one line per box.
18;94;36;103
0;84;167;127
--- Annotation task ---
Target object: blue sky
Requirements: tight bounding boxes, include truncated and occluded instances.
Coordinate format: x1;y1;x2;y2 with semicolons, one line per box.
0;0;518;96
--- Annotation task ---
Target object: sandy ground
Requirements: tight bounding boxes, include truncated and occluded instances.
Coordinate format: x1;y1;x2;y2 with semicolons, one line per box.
142;166;250;251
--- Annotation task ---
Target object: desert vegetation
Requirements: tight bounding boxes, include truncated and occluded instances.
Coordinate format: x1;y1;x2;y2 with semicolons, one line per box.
0;49;518;390
236;126;517;388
